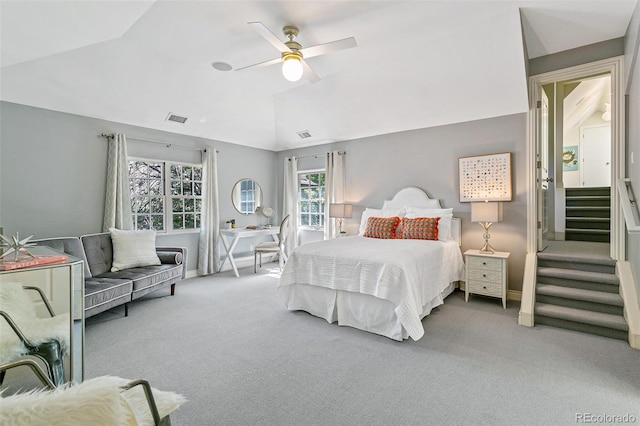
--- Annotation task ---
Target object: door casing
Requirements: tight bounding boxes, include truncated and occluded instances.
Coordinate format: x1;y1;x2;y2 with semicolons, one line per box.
526;56;625;260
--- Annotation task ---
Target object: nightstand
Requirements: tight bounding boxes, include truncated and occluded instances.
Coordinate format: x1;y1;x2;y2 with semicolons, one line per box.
464;249;509;309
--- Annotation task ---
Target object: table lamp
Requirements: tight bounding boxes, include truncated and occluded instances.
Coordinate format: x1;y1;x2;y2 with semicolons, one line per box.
329;203;353;235
471;201;503;254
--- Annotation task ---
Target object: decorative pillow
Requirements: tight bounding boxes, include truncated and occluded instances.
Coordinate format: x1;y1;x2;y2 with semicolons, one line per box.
358;208;405;235
400;217;440;240
109;228;161;272
363;216;400;239
404;207;453;241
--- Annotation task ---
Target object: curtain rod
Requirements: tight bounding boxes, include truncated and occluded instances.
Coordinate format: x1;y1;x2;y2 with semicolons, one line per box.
290;151;346;161
100;133;218;153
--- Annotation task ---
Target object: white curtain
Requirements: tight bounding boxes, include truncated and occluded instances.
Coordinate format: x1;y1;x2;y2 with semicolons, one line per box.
103;133;133;231
324;151;346;239
283;156;299;255
198;149;220;275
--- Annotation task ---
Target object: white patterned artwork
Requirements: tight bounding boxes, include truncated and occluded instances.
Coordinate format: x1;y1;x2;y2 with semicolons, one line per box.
458;152;512;202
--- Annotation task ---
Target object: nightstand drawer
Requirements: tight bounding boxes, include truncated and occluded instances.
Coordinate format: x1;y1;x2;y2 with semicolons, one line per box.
467;256;503;271
468;268;502;283
467;279;502;297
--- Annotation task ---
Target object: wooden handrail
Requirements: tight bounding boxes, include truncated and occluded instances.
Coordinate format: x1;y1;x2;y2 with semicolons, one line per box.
617;178;640;234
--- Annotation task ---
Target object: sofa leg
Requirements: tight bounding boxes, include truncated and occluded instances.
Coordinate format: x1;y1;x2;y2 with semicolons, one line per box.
171;283;175;296
124;303;129;317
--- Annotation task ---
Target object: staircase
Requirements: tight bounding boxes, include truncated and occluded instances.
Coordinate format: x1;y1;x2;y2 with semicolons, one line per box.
565;187;610;243
534;252;628;341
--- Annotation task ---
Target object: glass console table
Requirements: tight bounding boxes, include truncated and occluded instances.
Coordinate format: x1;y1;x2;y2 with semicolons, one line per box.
0;245;84;384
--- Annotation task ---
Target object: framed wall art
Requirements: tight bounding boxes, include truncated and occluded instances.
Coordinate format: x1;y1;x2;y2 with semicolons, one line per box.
562;146;579;171
458;152;512;202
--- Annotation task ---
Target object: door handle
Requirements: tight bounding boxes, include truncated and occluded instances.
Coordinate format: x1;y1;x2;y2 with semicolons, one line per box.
543;177;554;182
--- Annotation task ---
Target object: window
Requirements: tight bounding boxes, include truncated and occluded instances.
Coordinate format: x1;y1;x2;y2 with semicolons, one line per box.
129;160;203;232
298;170;325;227
239;179;256;214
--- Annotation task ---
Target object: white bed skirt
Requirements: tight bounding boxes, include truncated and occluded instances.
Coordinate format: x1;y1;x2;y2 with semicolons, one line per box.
278;282;456;341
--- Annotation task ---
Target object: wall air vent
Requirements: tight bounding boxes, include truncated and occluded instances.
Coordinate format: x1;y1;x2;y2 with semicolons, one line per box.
165;113;188;124
297;130;312;139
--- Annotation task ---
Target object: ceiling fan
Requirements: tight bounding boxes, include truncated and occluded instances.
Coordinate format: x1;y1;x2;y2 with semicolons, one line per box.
236;22;357;83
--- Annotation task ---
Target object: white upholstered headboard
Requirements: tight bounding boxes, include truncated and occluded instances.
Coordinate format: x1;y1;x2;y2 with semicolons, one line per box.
381;187;461;246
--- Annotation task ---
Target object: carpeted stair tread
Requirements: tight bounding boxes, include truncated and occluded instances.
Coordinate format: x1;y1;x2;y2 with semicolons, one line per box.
535;303;628;331
536;284;623;306
537;267;619;285
565;228;610;234
537;252;615;266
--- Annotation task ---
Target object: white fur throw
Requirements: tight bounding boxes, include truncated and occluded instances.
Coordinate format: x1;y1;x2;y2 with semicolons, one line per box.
0;282;69;364
0;375;187;426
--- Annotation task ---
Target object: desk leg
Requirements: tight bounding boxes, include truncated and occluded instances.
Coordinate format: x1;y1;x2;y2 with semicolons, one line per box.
218;233;232;273
219;233;241;277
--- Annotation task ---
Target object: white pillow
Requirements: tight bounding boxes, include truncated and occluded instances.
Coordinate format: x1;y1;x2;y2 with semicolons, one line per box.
358;208;405;236
109;228;161;272
404;207;453;241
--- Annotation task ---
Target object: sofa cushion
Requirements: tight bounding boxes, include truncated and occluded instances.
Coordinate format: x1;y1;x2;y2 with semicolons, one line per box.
95;264;183;298
81;233;114;277
84;278;133;318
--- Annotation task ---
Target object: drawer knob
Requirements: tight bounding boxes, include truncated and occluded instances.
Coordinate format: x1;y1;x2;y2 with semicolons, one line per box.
483;286;487;289
483;274;487;277
482;262;486;265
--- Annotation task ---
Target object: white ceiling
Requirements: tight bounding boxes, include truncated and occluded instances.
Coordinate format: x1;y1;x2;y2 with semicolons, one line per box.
1;1;636;152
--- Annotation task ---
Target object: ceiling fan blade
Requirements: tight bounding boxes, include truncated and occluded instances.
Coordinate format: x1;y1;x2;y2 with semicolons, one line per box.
299;37;357;59
248;21;289;53
301;59;321;84
235;56;282;72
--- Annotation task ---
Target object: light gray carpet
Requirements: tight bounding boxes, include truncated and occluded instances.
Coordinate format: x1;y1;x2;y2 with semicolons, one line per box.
6;263;639;425
80;265;640;425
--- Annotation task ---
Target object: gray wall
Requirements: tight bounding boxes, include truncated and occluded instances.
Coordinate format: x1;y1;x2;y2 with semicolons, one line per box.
277;114;528;293
625;1;640;300
0;101;277;273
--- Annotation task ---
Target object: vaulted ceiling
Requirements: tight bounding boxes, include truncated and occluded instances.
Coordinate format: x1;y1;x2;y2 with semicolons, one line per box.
1;1;636;151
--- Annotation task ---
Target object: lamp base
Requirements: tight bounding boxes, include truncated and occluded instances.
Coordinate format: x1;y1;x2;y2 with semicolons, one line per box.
479;241;495;254
478;222;495;254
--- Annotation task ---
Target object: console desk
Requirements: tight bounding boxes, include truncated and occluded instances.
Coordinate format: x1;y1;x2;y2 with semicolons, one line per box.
219;227;279;277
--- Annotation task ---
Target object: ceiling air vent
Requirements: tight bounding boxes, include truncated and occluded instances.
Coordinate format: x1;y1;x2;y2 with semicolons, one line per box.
165;113;188;124
297;130;312;139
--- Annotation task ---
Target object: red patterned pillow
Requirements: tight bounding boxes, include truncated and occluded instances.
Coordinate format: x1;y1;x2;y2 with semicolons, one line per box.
363;216;400;239
400;217;440;240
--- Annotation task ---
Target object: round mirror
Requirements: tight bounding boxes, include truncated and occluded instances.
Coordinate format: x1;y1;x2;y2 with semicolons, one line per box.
232;178;262;215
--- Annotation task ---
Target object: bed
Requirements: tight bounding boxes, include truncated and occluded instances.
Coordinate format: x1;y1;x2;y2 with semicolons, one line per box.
277;187;465;341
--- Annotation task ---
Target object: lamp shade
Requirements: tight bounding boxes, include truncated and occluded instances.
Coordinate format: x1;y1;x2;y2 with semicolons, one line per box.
329;203;353;219
471;202;503;223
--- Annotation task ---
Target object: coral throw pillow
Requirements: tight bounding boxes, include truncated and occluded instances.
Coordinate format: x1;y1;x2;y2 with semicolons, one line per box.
400;217;440;240
363;216;400;239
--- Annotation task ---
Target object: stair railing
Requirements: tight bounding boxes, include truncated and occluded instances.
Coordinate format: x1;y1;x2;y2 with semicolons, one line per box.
617;178;640;234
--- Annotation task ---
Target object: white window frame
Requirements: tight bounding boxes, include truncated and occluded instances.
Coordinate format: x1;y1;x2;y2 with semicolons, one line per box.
297;168;326;230
129;157;203;234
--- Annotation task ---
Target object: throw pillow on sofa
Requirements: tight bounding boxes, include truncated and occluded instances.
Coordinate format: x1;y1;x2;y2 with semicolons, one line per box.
109;228;161;272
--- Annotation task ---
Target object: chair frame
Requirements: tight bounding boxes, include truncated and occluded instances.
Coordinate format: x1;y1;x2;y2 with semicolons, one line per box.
254;215;290;273
0;286;65;387
0;359;175;426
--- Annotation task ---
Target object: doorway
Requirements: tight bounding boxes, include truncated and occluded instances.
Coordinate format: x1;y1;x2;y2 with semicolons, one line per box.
526;57;625;261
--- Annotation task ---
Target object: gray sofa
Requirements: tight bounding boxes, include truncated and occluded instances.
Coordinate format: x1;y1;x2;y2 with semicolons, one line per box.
34;234;186;318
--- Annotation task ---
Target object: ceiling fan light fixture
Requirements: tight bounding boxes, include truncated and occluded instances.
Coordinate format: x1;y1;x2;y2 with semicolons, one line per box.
282;54;303;82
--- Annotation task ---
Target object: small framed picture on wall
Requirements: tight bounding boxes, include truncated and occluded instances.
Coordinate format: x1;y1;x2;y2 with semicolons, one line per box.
458;152;512;202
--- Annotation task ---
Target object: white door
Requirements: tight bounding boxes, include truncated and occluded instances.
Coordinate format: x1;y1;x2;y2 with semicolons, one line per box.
580;125;611;187
536;90;550;251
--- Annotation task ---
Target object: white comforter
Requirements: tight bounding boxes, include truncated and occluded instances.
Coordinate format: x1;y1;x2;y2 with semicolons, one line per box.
278;236;465;340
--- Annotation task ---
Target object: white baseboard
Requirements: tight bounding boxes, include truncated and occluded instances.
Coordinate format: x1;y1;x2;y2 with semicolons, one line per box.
185;254;278;278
